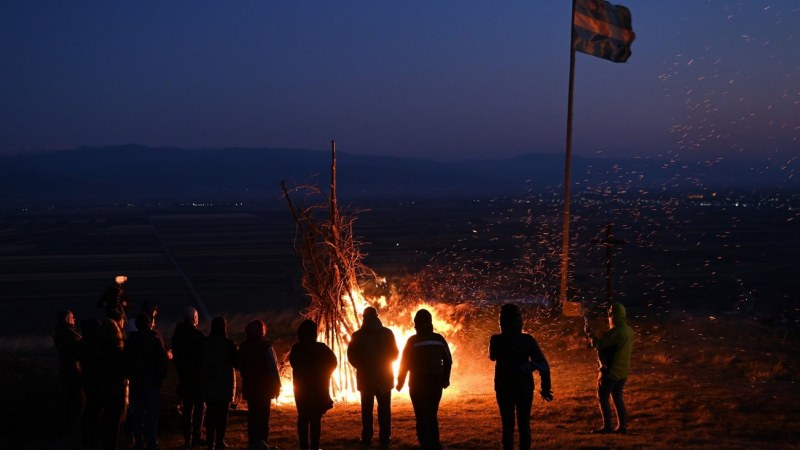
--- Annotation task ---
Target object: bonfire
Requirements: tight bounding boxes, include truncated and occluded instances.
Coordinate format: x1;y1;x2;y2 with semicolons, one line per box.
281;141;465;403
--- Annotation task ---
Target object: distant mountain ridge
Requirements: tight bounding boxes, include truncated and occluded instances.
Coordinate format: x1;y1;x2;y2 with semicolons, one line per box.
0;145;794;207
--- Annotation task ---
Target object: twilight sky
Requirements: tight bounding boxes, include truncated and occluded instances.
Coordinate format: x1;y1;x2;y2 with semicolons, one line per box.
1;1;798;161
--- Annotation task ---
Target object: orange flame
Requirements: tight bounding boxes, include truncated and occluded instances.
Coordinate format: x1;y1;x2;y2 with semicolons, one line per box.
276;288;465;405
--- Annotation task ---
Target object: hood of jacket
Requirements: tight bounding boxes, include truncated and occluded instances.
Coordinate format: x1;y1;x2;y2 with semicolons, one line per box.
610;302;627;327
361;312;383;331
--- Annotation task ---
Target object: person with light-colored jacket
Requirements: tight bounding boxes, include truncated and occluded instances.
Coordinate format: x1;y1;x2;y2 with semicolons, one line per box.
584;302;635;434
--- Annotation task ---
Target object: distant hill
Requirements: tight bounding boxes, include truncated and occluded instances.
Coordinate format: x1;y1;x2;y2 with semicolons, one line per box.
0;145;795;207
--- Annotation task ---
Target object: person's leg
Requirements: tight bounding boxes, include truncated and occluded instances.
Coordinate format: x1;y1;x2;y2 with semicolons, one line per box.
70;384;86;449
143;387;161;450
409;387;426;448
376;390;392;446
205;401;219;450
297;411;310;450
309;413;322;450
191;397;205;445
428;386;443;450
611;378;628;432
595;372;614;432
215;402;230;448
515;390;533;450
246;401;257;447
265;400;272;446
247;399;268;448
127;387;145;450
181;397;193;446
81;389;101;450
100;390;126;450
59;380;84;448
412;383;442;450
360;390;375;445
495;390;516;450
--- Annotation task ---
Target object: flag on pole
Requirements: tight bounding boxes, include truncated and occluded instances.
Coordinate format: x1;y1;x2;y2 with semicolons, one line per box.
572;0;635;63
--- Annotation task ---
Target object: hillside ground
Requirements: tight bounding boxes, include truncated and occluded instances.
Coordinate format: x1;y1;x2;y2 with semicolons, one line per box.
1;310;798;449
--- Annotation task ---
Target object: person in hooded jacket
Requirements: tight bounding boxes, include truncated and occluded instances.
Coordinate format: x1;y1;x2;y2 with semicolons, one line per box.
238;320;282;450
396;309;452;450
347;307;398;448
125;313;168;450
172;307;206;448
54;310;84;448
584;302;635;434
489;304;553;450
202;317;237;450
288;319;337;450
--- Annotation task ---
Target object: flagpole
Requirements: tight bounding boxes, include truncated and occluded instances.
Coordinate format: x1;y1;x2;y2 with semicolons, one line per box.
560;0;579;316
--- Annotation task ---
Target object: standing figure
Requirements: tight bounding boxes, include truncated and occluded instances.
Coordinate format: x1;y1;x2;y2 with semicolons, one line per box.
99;278;130;330
288;319;337;450
202;317;238;450
584;302;635;434
172;307;206;448
489;304;553;450
124;314;169;450
347;307;398;448
239;320;282;450
396;309;452;450
140;300;167;348
54;310;84;449
81;318;127;450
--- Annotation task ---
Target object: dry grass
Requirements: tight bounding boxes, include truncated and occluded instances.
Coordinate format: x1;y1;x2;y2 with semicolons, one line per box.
2;311;800;449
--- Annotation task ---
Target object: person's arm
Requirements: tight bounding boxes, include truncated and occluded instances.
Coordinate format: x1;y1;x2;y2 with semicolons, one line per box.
584;323;600;348
489;335;498;361
595;328;622;352
267;346;280;378
267;346;282;398
346;332;361;368
396;337;412;391
230;340;239;369
324;345;338;376
154;335;169;380
441;335;453;389
529;336;552;401
387;329;399;362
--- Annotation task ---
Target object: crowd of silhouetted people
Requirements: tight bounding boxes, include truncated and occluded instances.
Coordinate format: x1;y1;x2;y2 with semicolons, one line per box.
55;281;634;450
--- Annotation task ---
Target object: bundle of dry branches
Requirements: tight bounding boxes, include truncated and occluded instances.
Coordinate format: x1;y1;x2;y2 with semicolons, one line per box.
281;141;375;396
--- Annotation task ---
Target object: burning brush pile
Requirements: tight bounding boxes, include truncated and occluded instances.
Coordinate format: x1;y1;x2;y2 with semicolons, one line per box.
280;144;472;403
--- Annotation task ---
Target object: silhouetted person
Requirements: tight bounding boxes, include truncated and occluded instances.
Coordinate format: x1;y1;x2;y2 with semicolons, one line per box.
125;314;168;450
81;318;127;450
584;302;635;434
288;319;337;450
489;304;553;450
99;280;129;330
202;317;237;450
238;320;282;450
347;307;398;448
396;309;452;450
78;318;101;449
54;310;85;449
172;307;206;447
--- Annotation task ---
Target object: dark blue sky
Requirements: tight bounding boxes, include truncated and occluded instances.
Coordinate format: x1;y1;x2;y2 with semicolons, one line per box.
1;1;798;161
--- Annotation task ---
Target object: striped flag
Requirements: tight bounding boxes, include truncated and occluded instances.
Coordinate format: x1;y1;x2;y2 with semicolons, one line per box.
573;0;635;63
